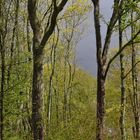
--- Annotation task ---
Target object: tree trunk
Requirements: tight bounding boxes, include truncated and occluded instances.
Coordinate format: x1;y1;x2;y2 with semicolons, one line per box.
119;3;126;139
46;41;57;139
119;46;126;140
0;44;5;140
0;1;5;138
92;1;106;139
131;8;139;139
96;65;105;140
32;43;44;140
7;0;19;85
27;0;72;139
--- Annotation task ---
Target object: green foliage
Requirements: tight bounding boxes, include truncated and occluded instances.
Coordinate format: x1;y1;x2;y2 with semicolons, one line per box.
0;0;140;139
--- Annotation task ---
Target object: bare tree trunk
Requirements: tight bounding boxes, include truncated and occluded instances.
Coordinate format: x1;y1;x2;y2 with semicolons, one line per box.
0;38;5;140
32;46;44;140
63;41;72;129
131;8;139;139
63;49;68;128
46;33;58;139
91;0;140;138
118;4;126;139
93;1;105;139
26;18;32;61
96;65;105;140
91;0;121;139
7;0;19;85
0;0;6;138
28;1;68;139
0;11;5;139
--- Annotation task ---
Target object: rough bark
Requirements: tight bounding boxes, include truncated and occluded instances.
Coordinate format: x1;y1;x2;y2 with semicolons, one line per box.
96;66;105;140
32;41;44;140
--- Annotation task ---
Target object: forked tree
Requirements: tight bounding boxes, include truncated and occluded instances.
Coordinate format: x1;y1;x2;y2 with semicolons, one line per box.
91;0;140;139
28;0;68;139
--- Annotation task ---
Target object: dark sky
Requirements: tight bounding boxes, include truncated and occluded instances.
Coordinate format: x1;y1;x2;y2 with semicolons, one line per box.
76;0;119;75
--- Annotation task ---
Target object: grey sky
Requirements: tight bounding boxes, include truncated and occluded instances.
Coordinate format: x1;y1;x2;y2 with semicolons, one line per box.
76;0;119;75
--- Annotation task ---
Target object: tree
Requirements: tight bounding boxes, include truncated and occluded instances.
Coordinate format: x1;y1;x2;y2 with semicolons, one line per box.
0;0;9;138
91;0;122;139
118;1;126;139
91;0;140;139
130;1;139;138
28;0;69;139
0;0;140;139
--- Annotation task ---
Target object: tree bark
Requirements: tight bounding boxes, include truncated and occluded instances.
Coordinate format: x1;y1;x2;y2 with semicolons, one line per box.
92;1;106;139
91;0;121;139
91;0;140;139
0;40;5;140
131;7;139;139
118;4;126;139
28;0;68;139
32;44;44;140
96;66;105;140
7;0;19;85
46;35;58;139
0;0;6;139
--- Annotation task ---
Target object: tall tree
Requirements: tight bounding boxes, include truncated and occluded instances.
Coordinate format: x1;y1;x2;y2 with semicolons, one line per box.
0;0;9;138
118;1;126;139
0;18;5;140
131;2;139;138
28;0;68;139
46;30;59;139
91;0;121;139
7;0;19;85
91;0;140;139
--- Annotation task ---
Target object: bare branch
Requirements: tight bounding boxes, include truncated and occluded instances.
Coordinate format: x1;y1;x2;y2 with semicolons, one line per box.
102;0;122;64
123;60;140;79
41;3;52;22
92;0;102;64
40;0;68;48
28;0;41;35
104;29;140;79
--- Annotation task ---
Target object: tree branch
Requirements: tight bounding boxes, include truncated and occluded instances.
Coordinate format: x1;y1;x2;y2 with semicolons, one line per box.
123;60;140;79
92;0;102;64
102;0;122;64
40;0;68;48
28;0;41;35
104;29;140;79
